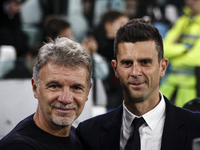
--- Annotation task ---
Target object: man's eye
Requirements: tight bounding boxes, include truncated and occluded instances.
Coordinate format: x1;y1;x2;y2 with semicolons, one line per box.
144;60;149;64
50;85;61;89
73;86;82;90
142;60;151;65
72;86;84;93
122;61;132;66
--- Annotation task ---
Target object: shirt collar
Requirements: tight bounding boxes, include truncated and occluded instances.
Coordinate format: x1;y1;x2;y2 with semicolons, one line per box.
122;92;166;131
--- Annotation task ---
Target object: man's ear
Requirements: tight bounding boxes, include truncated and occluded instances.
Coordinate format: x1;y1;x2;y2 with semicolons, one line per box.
111;60;119;78
86;82;92;101
31;78;38;99
160;58;169;77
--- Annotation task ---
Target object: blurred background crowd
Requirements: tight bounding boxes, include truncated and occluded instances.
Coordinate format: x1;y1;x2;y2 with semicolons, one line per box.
1;0;200;132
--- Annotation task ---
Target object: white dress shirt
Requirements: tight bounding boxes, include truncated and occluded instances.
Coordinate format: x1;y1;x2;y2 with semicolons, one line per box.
120;92;166;150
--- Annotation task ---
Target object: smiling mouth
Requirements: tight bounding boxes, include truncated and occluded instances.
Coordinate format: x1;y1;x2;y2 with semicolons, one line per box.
56;108;74;114
129;82;145;88
52;104;77;114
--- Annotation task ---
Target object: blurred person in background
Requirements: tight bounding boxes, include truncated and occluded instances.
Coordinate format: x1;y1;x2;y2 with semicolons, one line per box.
91;10;129;111
43;15;74;42
81;33;109;107
159;0;200;107
0;0;29;58
0;37;92;149
93;10;129;61
2;43;42;79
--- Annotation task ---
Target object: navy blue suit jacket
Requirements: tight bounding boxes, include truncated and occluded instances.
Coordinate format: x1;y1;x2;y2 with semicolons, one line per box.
77;96;200;150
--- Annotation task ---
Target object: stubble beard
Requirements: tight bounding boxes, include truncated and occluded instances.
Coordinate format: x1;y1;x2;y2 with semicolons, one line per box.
50;104;77;126
51;112;75;126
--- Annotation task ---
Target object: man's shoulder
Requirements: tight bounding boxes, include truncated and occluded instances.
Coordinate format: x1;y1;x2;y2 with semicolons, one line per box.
178;106;200;121
76;106;123;149
70;126;84;144
166;97;200;126
84;106;121;121
77;105;123;131
0;133;36;150
0;114;35;149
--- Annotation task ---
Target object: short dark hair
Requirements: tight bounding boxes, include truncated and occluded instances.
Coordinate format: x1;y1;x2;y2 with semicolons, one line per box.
100;10;127;25
44;15;71;40
114;18;163;62
11;0;26;3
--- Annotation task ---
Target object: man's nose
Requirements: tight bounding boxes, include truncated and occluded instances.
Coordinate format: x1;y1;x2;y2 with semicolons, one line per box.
130;63;142;77
58;88;73;103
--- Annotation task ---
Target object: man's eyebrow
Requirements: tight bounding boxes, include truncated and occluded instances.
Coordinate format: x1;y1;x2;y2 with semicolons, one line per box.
45;81;59;86
120;59;133;63
138;58;152;61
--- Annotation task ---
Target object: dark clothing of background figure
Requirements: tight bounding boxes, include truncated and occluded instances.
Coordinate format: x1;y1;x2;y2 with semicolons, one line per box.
77;96;200;150
0;0;29;58
93;25;114;61
0;114;84;150
3;60;32;79
92;25;123;110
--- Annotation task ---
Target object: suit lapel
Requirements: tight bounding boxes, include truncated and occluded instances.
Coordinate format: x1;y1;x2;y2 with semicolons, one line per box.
98;98;187;150
161;97;187;150
100;105;123;150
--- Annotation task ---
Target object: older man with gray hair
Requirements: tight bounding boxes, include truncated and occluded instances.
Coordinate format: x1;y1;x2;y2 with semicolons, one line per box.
0;37;92;150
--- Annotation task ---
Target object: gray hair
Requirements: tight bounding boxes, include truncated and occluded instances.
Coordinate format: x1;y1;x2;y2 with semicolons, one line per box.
33;37;92;87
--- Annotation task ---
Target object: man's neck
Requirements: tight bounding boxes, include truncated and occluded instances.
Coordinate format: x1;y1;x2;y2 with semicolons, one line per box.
33;112;71;137
124;94;161;116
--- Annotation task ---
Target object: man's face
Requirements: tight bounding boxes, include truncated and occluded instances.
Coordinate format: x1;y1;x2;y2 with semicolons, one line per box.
111;16;129;37
32;62;91;127
8;0;23;15
185;0;200;15
106;16;129;39
112;41;168;105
